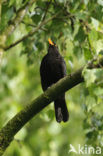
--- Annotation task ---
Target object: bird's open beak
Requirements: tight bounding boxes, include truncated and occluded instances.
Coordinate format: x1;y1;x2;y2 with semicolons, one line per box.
48;38;54;45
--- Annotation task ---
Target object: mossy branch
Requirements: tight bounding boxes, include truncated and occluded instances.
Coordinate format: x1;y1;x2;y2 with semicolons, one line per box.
0;56;103;155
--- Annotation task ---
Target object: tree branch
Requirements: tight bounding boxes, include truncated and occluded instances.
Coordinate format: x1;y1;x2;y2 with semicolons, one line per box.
0;68;83;156
4;0;37;36
41;1;52;22
0;0;37;48
21;21;48;31
0;56;103;155
4;12;60;51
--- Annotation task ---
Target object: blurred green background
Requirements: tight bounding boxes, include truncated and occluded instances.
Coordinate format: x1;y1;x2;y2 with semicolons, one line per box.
0;0;103;156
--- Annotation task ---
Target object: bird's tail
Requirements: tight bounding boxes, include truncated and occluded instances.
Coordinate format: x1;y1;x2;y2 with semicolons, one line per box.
54;95;69;123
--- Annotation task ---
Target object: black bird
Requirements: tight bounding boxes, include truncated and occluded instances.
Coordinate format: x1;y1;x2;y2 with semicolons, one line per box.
40;39;69;123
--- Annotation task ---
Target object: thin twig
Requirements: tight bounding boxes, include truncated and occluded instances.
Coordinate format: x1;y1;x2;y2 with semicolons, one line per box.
41;1;52;22
35;7;53;15
21;21;48;31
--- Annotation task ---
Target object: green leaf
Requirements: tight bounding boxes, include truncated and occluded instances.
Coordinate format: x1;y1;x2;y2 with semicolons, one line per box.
0;4;14;31
95;40;103;54
83;69;103;87
15;0;23;10
9;0;16;7
88;29;98;42
31;14;42;24
91;18;99;29
99;50;103;55
84;48;93;60
36;0;46;8
40;110;54;122
46;110;54;120
86;129;98;139
82;69;97;87
98;0;103;6
75;26;86;43
75;12;87;20
93;87;103;96
86;95;96;111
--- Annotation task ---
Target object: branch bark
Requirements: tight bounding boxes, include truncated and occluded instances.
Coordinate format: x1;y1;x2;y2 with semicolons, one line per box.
0;56;103;155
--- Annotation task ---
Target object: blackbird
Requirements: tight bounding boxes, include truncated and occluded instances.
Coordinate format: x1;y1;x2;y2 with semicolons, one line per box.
40;39;69;123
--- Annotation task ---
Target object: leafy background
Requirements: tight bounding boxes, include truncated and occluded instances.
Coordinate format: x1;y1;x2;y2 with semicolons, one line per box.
0;0;103;156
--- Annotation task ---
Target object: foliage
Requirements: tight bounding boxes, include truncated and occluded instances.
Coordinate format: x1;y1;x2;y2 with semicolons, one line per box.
0;0;103;156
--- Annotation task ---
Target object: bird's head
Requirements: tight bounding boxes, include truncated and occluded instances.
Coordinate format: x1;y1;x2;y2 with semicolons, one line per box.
48;38;56;46
48;38;58;54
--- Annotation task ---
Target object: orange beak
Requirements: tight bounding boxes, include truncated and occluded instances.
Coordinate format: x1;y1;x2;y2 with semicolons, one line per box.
48;38;54;46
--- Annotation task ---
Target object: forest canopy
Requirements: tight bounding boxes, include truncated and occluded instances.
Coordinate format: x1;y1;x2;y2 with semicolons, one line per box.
0;0;103;156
